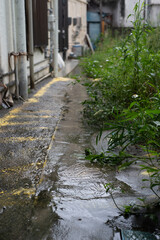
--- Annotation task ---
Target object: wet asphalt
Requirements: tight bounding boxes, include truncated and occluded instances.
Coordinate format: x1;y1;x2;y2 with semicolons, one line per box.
0;76;159;240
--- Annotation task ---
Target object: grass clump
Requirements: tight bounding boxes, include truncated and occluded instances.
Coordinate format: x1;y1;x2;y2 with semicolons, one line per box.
81;3;160;128
81;1;160;204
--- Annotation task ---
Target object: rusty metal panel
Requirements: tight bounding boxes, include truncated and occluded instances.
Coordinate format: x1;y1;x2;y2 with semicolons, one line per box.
32;0;48;47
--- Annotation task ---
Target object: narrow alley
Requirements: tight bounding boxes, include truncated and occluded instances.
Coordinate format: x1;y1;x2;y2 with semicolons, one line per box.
0;75;159;240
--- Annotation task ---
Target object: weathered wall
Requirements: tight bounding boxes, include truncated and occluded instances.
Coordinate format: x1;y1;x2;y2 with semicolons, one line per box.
98;0;160;28
148;0;160;26
68;0;87;56
116;0;160;27
0;0;14;85
0;0;49;93
114;0;144;28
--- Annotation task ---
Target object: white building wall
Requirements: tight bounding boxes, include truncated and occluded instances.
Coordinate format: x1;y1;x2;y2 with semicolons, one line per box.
103;0;159;28
6;0;15;84
150;0;160;4
121;0;160;27
148;0;160;26
68;0;87;56
112;1;121;27
0;0;10;84
123;0;144;27
0;0;50;93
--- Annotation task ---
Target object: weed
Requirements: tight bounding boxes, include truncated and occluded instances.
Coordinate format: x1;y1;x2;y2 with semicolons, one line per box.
81;1;160;212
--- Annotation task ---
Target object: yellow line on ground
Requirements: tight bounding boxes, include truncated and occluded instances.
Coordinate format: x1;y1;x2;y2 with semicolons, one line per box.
0;121;38;127
22;110;52;114
0;77;72;200
9;115;53;119
0;77;71;128
12;187;36;197
0;126;49;133
28;77;71;103
1;163;35;174
0;136;49;143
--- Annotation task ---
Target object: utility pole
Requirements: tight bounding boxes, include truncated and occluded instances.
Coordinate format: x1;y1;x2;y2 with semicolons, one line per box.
15;0;28;100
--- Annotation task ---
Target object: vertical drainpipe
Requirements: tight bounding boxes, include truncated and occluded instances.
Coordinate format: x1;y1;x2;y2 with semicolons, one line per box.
49;1;55;70
53;0;59;77
11;0;19;98
28;0;35;89
15;0;28;100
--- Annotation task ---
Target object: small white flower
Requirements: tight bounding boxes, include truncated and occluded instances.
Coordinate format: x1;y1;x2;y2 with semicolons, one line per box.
93;60;98;63
132;94;138;99
100;65;102;68
106;59;109;62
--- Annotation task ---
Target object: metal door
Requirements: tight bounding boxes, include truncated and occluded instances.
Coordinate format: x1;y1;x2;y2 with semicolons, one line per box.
59;0;68;59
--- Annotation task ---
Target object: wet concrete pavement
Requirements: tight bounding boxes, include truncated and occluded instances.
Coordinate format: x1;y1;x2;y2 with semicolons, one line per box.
0;76;159;239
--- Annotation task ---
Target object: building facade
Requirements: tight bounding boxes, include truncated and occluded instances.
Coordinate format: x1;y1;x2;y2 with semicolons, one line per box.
0;0;50;101
0;0;88;104
87;0;160;36
68;0;87;57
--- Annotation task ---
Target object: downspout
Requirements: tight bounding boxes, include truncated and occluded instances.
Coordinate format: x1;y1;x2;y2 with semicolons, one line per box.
53;0;59;77
48;2;55;71
11;0;19;98
15;0;28;100
28;0;35;89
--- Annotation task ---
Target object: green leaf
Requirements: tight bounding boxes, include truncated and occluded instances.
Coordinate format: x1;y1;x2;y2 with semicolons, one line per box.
142;179;149;182
137;197;145;202
129;101;139;109
127;14;132;19
145;109;160;115
140;165;158;172
118;160;135;171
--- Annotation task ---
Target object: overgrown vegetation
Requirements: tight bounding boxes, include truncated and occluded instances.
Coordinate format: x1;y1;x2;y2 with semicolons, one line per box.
80;1;160;212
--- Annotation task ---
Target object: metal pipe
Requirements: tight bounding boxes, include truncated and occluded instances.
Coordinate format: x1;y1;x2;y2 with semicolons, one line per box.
0;71;15;78
53;0;59;77
15;0;28;100
0;80;15;93
11;0;19;98
48;8;55;67
28;0;35;89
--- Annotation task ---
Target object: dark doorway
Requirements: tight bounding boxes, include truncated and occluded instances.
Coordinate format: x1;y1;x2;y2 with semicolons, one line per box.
59;0;68;60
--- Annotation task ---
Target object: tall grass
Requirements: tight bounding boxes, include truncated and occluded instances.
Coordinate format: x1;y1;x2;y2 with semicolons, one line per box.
81;1;160;203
